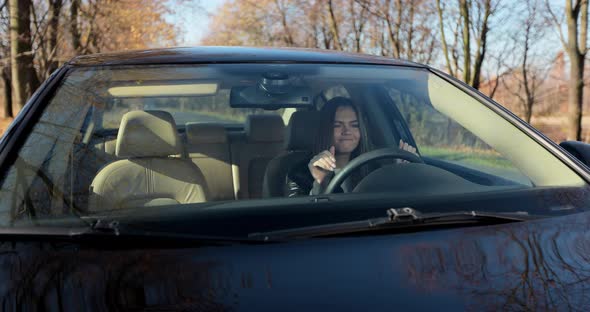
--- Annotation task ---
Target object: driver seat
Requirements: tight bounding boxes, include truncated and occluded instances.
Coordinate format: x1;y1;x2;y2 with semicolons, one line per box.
262;111;320;197
89;110;209;210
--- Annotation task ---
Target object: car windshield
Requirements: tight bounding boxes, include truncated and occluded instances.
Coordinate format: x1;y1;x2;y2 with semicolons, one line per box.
0;63;587;237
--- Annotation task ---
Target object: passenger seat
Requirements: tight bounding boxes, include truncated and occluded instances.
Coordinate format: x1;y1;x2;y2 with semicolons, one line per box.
185;123;235;201
231;115;285;199
90;111;209;210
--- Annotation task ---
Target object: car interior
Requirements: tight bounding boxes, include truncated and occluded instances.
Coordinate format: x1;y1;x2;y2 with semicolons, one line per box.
78;87;525;212
3;63;588;227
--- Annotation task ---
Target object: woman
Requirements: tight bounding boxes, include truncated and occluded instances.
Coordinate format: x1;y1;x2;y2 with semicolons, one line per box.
286;97;371;196
286;96;418;197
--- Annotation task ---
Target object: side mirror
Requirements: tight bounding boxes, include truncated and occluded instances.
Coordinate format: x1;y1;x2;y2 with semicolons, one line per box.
559;141;590;167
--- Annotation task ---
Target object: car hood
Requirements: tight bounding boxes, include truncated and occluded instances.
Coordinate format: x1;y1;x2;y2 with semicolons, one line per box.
0;211;589;310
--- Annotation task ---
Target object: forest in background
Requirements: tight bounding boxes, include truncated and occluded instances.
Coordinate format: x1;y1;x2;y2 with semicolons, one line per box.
202;0;590;142
2;0;590;143
0;0;194;124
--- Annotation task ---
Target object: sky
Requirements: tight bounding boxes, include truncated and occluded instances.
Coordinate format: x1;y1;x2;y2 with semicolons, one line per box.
172;0;225;46
168;0;565;75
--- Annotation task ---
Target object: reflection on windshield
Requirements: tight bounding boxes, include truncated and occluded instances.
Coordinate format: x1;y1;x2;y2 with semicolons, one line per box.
0;242;233;309
402;212;590;310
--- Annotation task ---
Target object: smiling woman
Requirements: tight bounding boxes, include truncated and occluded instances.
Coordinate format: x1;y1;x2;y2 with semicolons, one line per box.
290;97;373;196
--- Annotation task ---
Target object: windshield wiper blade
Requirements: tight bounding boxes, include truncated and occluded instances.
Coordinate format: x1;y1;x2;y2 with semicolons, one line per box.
69;219;272;245
0;219;269;246
249;207;534;240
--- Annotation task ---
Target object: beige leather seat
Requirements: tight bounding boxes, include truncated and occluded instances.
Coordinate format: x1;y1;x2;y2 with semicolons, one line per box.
231;115;285;199
90;110;209;210
185;123;234;201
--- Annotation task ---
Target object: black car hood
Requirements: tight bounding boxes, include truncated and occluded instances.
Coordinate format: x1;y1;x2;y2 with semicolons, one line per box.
0;211;588;311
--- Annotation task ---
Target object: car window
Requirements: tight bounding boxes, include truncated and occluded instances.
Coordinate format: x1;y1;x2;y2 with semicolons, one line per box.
0;63;586;231
391;87;533;186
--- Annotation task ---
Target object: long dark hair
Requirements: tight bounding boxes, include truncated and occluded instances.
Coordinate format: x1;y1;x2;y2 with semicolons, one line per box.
314;97;372;185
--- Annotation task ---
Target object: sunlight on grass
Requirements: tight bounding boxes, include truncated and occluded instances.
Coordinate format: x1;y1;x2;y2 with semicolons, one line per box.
420;146;514;169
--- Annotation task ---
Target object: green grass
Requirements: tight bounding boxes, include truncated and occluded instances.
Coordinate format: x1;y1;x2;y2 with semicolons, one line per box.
420;145;515;169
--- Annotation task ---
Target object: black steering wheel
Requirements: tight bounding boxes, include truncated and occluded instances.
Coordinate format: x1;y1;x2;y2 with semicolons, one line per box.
323;147;424;194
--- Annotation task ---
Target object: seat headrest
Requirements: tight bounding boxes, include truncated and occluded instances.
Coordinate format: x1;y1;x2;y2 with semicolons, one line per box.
116;110;181;158
246;115;285;142
186;123;227;144
285;111;320;150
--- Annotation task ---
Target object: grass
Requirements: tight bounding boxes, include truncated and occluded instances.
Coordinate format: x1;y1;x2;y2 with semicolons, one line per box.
420;145;516;169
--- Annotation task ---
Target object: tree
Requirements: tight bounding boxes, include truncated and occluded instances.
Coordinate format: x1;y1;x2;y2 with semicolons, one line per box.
547;0;589;141
0;1;12;118
9;0;39;114
203;0;436;62
356;0;437;62
436;0;494;89
0;0;186;118
503;0;549;124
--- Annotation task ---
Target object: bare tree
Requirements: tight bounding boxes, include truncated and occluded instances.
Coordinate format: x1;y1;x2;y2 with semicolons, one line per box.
69;0;81;53
327;0;344;50
9;0;39;114
274;0;295;46
356;0;436;62
436;0;494;90
504;0;549;124
0;1;12;118
480;45;512;101
349;0;369;53
547;0;588;141
45;0;63;77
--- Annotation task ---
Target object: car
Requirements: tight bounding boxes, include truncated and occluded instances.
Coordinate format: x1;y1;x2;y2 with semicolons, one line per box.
0;46;590;310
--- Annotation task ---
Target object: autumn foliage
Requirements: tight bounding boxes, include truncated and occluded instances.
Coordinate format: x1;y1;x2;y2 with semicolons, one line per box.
2;0;590;142
203;0;590;142
0;0;184;118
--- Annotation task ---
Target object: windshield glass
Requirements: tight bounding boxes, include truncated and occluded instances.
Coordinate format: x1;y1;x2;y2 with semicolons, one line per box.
0;63;587;235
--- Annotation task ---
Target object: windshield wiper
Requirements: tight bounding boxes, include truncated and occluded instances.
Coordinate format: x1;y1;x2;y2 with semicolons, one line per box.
0;219;270;246
70;219;272;246
249;207;536;241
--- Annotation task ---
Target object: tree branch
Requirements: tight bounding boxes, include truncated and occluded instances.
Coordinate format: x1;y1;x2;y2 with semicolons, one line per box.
545;0;568;49
436;0;455;76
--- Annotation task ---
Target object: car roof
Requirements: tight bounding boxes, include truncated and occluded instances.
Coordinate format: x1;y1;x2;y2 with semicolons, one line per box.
68;46;428;68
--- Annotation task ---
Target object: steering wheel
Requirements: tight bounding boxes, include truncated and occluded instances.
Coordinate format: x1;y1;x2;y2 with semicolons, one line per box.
323;147;424;194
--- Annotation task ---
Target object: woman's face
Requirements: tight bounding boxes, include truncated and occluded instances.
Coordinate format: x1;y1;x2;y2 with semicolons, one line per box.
333;106;360;154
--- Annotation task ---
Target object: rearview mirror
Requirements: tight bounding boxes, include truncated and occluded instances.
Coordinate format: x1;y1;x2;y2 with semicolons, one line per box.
229;72;313;109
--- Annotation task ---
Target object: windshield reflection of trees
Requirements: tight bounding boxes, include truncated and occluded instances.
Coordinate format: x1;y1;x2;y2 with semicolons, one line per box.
402;212;590;310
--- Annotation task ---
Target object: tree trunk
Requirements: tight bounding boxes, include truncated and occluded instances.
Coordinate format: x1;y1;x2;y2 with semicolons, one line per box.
1;67;12;119
459;0;471;85
9;0;39;114
436;0;455;76
471;0;491;90
327;0;343;50
407;1;415;61
563;0;588;141
524;103;533;124
70;0;81;53
46;0;63;77
567;52;584;140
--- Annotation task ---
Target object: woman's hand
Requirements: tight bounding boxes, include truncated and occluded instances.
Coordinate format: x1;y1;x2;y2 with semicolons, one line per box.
308;146;336;184
397;139;419;164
